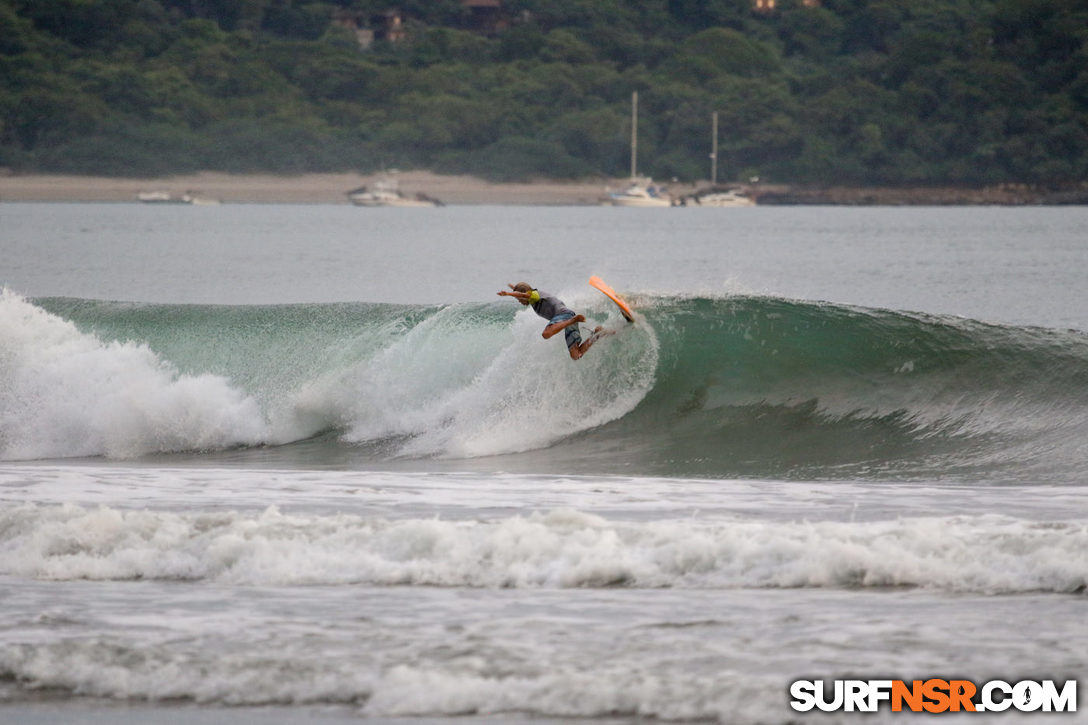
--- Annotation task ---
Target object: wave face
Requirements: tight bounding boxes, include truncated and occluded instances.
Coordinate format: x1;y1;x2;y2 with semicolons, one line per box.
4;289;1087;481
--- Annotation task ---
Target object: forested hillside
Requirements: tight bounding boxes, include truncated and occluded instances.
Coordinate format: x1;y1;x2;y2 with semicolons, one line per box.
1;0;1086;185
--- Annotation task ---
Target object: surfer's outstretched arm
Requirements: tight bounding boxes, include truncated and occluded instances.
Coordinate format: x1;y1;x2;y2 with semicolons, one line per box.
498;284;541;306
497;289;533;304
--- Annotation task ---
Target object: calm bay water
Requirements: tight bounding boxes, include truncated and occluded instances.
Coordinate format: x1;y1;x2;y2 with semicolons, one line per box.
6;203;1087;326
1;203;1086;723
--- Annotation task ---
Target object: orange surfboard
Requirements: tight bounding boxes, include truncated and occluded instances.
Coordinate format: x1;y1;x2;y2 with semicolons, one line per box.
589;275;635;322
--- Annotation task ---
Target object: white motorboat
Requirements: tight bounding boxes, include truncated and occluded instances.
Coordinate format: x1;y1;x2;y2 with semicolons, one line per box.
137;190;220;204
609;179;673;207
137;190;179;203
691;189;755;207
347;177;442;207
181;191;220;205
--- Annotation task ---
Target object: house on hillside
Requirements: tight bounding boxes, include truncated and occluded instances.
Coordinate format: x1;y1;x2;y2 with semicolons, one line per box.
460;0;511;34
331;7;408;49
373;9;408;42
753;0;821;11
331;9;370;47
334;3;517;48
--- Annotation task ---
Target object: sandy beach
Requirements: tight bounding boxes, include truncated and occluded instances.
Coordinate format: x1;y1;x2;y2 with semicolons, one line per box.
0;170;685;205
3;171;1083;205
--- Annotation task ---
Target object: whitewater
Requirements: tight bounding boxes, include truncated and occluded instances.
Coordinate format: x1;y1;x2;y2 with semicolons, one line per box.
1;203;1086;724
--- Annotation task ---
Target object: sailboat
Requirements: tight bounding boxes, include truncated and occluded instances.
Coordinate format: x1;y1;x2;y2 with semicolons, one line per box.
690;111;755;207
607;91;672;207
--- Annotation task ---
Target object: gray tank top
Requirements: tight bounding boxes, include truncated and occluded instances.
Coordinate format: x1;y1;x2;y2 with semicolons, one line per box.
531;290;573;320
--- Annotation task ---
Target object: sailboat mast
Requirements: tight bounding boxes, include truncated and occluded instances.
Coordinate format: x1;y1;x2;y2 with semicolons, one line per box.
630;91;638;180
711;111;718;186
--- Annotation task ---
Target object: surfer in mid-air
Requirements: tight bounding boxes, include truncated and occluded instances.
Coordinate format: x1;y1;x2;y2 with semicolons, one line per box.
498;282;605;360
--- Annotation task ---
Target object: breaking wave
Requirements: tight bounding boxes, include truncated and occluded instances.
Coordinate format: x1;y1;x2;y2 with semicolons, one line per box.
2;503;1084;593
3;288;1087;480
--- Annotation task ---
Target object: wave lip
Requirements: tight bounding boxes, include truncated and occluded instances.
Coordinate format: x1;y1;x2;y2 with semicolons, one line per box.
3;504;1085;594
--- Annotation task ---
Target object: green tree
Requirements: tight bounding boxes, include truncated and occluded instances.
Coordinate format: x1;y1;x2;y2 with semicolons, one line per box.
1;0;1085;184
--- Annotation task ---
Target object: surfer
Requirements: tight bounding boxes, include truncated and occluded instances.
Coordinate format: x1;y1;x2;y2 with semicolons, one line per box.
497;282;604;360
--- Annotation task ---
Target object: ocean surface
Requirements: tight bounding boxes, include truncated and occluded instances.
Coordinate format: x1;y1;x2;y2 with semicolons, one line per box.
1;202;1086;724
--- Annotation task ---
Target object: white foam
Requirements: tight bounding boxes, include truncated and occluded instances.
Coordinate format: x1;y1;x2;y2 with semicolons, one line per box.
0;290;268;459
0;292;657;461
364;663;770;721
0;639;374;705
2;504;1084;593
0;635;779;719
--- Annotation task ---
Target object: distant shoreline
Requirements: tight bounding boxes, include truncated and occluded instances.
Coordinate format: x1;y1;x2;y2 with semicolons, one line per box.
0;171;630;206
1;171;1084;206
753;184;1088;206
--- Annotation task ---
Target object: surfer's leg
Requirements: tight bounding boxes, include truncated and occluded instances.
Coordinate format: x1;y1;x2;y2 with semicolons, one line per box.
568;325;608;360
542;313;585;339
569;326;614;360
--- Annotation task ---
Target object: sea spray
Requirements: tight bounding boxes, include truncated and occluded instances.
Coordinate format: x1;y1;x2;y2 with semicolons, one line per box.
380;305;659;459
0;290;267;459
